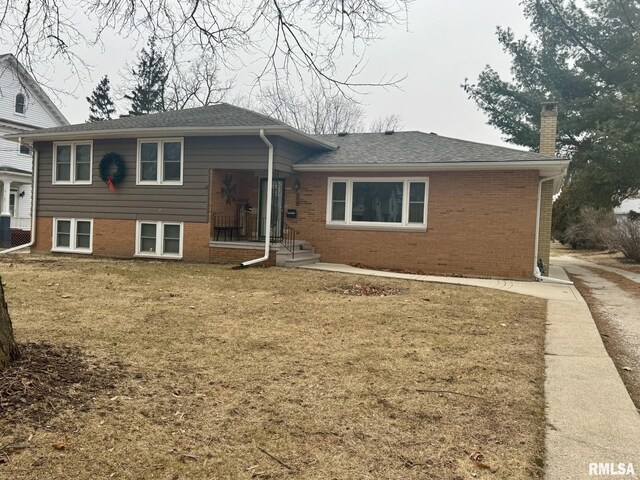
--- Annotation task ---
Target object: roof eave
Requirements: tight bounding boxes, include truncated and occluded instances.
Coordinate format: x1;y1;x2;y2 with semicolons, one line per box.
292;159;570;173
5;125;338;150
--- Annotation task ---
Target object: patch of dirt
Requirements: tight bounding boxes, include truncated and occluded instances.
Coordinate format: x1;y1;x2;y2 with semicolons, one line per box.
0;342;125;428
568;274;640;410
585;267;640;297
329;282;403;296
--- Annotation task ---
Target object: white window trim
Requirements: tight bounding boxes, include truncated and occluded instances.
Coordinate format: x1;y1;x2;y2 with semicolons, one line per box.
51;218;94;254
14;93;26;116
326;177;429;230
18;144;31;156
52;141;94;185
135;220;184;259
136;138;184;186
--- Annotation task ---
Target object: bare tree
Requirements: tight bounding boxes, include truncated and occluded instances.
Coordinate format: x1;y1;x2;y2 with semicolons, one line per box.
165;55;233;110
0;278;20;370
369;114;403;132
0;1;410;96
259;85;365;134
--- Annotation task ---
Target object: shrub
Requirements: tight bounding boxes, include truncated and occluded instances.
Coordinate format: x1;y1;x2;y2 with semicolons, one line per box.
563;206;616;249
609;218;640;262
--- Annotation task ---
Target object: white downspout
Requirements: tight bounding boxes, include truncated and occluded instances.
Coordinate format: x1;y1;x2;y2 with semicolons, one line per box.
239;129;274;267
0;146;38;254
533;173;572;284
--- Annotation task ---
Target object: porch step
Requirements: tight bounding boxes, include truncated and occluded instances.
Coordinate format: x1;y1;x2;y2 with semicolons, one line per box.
275;240;320;267
283;252;322;268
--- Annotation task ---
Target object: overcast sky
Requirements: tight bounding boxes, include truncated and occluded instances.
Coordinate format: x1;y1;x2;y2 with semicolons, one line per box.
2;0;532;148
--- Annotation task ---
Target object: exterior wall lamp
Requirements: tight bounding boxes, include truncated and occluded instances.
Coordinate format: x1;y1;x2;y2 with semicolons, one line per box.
292;178;301;192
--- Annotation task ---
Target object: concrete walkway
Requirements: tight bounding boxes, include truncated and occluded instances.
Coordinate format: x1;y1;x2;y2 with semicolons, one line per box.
554;254;640;283
300;262;640;478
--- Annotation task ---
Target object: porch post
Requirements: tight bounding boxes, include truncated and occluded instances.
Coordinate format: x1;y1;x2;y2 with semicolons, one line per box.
0;179;11;248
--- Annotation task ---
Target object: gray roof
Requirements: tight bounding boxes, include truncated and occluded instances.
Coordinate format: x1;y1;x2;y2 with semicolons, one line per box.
20;103;286;136
302;131;552;165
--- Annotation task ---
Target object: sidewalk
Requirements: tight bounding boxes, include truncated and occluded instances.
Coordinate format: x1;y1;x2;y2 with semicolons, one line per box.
554;254;640;283
300;262;640;478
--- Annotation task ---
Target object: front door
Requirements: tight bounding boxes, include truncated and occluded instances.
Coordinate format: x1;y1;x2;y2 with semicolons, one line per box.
258;178;285;240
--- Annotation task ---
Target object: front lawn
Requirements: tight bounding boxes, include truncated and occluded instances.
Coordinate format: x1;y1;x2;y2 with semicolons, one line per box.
0;256;546;479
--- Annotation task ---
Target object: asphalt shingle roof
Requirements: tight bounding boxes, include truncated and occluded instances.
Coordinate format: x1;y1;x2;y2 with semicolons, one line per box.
21;103;286;136
303;131;552;165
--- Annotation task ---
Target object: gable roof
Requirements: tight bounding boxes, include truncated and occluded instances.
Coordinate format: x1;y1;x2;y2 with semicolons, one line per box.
7;103;336;150
301;131;555;167
0;54;69;127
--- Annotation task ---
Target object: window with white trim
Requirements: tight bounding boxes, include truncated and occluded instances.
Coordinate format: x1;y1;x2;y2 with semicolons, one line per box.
53;141;93;184
15;93;25;114
137;138;183;185
136;221;183;258
52;218;93;253
19;144;31;155
327;178;429;228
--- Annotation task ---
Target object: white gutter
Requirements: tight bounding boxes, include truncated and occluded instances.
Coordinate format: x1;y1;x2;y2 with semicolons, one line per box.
239;130;274;267
292;159;571;172
0;147;38;254
4;125;338;150
533;173;572;284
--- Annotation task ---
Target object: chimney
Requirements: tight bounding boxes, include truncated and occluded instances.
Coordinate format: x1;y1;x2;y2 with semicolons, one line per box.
539;101;558;157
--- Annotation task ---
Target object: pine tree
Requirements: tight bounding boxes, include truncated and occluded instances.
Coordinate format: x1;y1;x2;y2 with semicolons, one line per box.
125;37;169;116
463;0;640;242
86;75;116;122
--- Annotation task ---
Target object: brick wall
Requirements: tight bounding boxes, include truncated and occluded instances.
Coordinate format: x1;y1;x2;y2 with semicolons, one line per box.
537;180;554;273
209;246;276;266
32;216;210;263
285;170;540;279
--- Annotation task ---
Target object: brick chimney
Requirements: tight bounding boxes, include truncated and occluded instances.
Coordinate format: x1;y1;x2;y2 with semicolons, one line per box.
539;101;558;157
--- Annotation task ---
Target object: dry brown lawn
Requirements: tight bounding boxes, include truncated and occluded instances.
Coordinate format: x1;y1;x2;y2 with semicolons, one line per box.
550;241;640;273
0;255;546;479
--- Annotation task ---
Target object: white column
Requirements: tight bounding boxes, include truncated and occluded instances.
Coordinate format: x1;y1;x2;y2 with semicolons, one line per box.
1;179;12;216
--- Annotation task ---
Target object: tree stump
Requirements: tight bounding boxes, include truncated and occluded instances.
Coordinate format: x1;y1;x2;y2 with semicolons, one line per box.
0;276;20;370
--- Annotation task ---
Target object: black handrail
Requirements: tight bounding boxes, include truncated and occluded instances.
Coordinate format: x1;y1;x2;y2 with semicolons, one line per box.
280;222;296;259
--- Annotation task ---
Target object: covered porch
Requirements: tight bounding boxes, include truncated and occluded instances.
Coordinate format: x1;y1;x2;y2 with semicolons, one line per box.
208;169;319;266
0;167;32;248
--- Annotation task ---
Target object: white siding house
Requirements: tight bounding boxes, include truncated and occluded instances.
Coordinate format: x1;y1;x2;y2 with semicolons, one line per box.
0;54;68;243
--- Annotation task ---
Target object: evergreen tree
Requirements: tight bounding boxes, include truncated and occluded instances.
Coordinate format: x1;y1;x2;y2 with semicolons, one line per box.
463;0;640;241
86;75;116;122
125;37;168;116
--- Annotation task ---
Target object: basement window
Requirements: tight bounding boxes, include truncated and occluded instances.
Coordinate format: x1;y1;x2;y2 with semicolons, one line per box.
327;177;429;230
135;221;183;259
52;218;93;254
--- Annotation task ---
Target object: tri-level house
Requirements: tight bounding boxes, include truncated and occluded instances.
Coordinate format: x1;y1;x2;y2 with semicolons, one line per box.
0;54;69;247
6;103;568;280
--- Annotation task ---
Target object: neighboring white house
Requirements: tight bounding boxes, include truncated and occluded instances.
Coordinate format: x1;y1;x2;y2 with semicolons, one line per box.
0;53;68;244
614;194;640;219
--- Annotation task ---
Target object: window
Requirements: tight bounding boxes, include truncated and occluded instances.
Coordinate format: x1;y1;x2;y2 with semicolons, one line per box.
19;144;31;155
53;141;93;184
137;139;183;185
136;221;183;258
52;218;93;253
9;192;16;217
327;178;429;229
15;93;25;114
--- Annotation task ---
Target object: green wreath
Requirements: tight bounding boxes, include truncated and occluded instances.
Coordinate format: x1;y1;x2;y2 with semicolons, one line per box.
99;152;126;191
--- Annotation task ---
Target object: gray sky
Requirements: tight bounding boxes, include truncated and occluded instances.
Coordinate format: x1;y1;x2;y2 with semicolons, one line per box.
2;0;531;148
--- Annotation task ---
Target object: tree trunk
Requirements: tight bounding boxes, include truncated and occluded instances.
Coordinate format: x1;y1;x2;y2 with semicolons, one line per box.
0;276;20;370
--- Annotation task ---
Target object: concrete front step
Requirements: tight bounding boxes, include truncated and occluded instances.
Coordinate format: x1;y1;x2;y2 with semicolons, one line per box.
282;252;321;268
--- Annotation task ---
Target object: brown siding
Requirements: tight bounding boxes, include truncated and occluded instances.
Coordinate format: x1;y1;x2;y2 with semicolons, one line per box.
34;135;309;222
285;170;540;279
